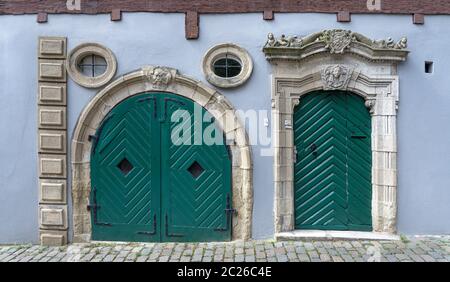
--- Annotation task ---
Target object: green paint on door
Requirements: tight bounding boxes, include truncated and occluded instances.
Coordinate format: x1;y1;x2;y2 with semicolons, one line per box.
90;93;232;242
294;91;372;231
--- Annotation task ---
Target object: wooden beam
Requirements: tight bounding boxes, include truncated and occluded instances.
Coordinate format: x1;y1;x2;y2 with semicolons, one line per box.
185;11;199;40
263;10;274;21
111;9;122;21
37;12;48;23
337;11;351;22
413;13;425;25
1;1;450;15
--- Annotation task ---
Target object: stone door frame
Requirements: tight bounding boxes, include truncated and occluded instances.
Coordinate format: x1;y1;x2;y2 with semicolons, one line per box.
71;66;253;242
263;30;409;235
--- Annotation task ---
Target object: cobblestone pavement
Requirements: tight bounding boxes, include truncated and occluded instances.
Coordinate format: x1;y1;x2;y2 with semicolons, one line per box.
0;236;449;262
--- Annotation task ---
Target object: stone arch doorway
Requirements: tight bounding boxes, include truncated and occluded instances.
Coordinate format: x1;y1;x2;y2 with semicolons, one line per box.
71;66;253;242
90;92;233;242
293;90;372;231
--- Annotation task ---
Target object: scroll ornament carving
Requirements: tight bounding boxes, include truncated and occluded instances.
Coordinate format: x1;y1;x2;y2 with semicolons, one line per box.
321;65;353;90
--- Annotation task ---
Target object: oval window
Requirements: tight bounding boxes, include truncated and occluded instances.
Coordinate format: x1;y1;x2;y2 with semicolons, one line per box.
213;55;242;78
202;43;253;88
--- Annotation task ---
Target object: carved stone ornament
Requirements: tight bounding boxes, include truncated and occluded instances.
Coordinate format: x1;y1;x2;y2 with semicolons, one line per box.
263;30;409;63
265;29;408;51
319;29;356;54
143;66;173;88
365;99;376;114
265;32;303;48
321;65;353;90
373;37;408;50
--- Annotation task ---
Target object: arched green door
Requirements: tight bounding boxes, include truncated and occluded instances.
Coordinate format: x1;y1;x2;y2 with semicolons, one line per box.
90;93;232;242
294;91;372;231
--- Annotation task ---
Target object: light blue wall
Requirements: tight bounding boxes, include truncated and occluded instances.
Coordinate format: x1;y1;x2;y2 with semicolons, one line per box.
0;13;449;243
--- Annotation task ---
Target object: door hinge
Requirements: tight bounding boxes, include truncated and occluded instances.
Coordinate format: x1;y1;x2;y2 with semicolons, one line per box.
351;134;367;139
88;114;114;154
215;193;235;232
88;188;112;227
293;147;298;163
137;96;157;118
162;98;185;122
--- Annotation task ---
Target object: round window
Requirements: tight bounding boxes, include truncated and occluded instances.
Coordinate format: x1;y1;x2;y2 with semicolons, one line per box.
202;43;253;88
212;55;242;78
77;54;108;77
67;43;117;88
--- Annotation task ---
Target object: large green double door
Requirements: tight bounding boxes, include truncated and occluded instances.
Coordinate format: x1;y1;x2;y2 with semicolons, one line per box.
294;91;372;231
90;93;232;242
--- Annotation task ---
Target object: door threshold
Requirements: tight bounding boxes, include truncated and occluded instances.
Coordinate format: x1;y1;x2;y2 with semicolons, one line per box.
275;230;400;241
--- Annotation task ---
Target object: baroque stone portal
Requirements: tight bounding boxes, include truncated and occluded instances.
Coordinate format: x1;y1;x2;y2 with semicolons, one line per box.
263;29;409;235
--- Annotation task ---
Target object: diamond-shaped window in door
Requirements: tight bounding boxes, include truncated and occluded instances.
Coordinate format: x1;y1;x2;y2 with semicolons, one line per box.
117;158;134;175
187;161;204;179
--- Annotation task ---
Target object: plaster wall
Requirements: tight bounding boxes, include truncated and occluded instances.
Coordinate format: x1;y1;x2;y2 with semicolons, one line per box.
0;13;449;243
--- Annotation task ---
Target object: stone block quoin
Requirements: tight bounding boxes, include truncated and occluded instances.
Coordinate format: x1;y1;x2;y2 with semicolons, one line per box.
37;36;68;246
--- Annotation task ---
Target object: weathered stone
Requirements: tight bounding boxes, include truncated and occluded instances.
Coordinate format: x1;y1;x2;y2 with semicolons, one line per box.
38;83;66;105
39;179;67;204
39;205;67;229
39;59;66;82
39;154;67;178
39;37;66;58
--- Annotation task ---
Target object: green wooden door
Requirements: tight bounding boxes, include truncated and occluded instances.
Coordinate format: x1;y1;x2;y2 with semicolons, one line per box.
90;93;232;242
294;91;372;231
161;95;232;242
